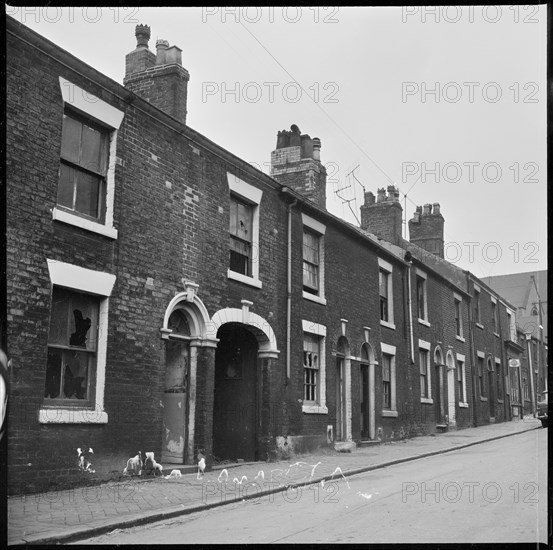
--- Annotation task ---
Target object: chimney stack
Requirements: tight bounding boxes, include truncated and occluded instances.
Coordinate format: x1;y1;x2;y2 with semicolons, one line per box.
360;185;403;245
270;125;327;209
408;202;445;258
124;25;190;125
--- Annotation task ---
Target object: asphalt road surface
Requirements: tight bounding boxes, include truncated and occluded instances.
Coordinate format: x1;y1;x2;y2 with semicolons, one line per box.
78;429;547;544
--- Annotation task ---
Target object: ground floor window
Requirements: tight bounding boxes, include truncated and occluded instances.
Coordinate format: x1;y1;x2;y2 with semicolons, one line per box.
44;287;99;404
303;333;320;403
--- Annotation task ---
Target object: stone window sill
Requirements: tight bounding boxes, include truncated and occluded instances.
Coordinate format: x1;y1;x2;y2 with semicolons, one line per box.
227;269;262;289
39;407;108;424
418;318;431;327
421;397;434;404
302;291;327;306
476;322;484;330
302;404;328;414
52;207;118;239
382;410;398;417
458;402;469;408
456;335;465;342
380;320;396;330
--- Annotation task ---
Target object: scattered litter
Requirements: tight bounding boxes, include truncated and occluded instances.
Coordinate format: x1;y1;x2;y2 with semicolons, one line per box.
357;492;372;499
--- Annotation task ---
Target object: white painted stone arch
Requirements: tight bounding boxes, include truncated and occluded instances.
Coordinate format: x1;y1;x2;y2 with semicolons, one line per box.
160;290;212;342
208;308;279;359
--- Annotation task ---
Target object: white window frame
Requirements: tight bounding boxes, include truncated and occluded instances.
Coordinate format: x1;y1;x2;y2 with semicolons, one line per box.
301;214;326;305
474;284;483;329
301;320;327;414
491;296;500;336
419;339;433;404
454;292;465;341
227;172;263;289
477;350;487;401
506;309;517;342
53;77;124;239
495;357;503;402
456;353;468;407
380;343;397;417
378;258;395;330
415;268;430;326
39;259;116;423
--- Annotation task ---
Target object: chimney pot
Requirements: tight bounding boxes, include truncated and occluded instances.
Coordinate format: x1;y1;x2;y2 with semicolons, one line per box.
432;202;441;215
423;203;432;215
135;24;151;49
312;137;321;161
377;188;386;203
364;191;375;206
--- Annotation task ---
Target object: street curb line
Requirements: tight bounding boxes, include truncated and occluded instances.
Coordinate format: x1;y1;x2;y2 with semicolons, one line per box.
9;425;541;546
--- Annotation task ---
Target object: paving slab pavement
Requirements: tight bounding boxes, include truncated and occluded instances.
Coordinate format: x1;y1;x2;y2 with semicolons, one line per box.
7;417;542;545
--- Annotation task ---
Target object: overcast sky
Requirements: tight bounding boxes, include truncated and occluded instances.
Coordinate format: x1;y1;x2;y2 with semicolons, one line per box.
8;5;547;279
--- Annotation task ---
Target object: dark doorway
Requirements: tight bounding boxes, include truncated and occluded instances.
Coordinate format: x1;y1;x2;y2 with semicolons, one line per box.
213;324;258;462
488;368;495;418
360;364;370;439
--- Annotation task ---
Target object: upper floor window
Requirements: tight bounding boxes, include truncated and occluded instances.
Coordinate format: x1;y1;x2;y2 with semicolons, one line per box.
229;195;253;277
416;269;428;322
454;294;463;338
303;228;320;294
491;298;499;334
58;113;109;222
301;214;326;305
474;286;481;325
378;258;394;328
54;78;124;239
227;173;262;288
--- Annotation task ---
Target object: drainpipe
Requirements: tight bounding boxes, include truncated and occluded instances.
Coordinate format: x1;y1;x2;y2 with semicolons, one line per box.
465;272;478;427
286;197;298;384
525;334;536;416
406;261;415;363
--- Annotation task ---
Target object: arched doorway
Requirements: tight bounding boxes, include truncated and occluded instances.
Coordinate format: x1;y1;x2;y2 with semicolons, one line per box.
360;343;375;440
434;346;445;425
160;285;214;465
213;324;259;462
487;358;495;419
446;350;456;426
162;310;190;463
336;336;350;442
